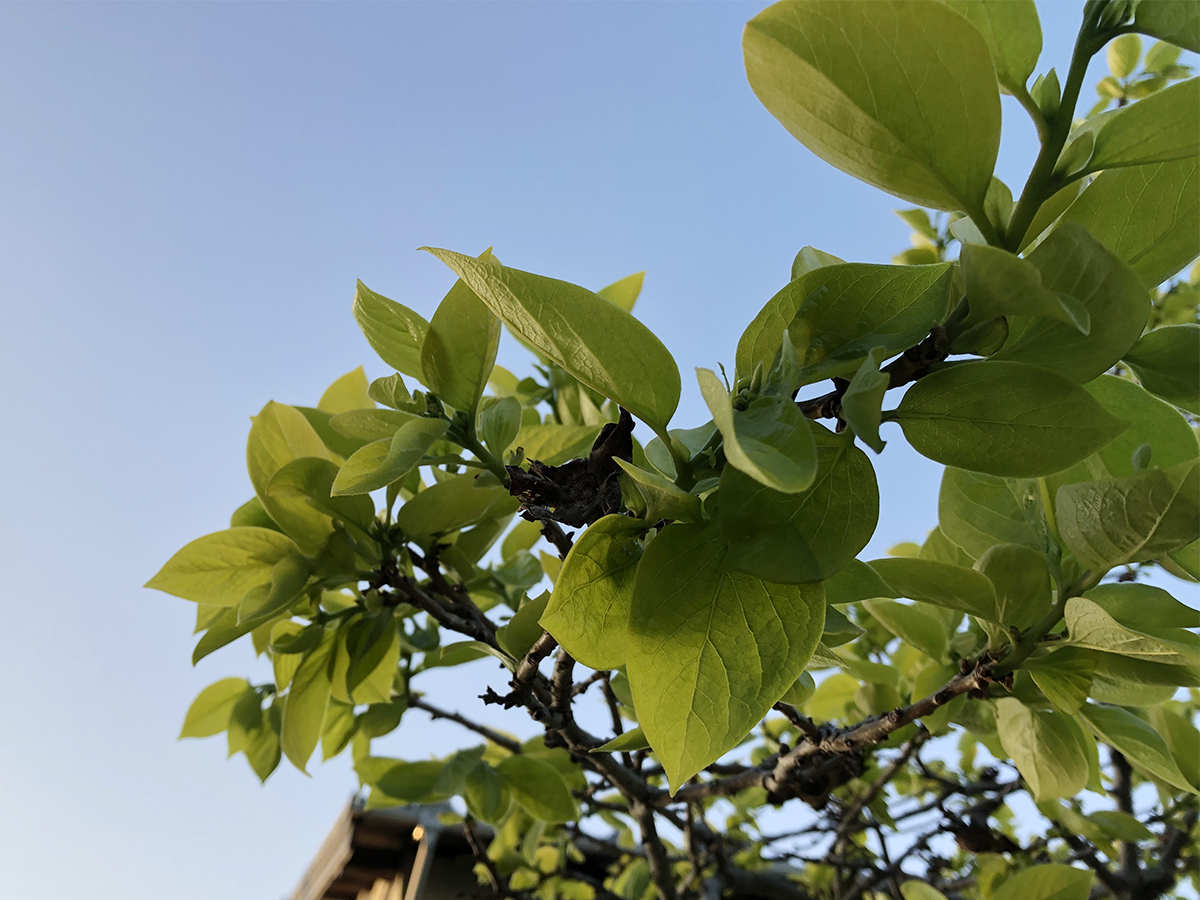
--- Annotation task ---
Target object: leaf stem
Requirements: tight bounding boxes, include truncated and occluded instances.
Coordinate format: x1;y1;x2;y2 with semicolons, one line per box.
1005;6;1105;250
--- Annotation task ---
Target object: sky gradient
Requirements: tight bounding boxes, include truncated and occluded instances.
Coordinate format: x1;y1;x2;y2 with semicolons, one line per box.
0;3;1155;898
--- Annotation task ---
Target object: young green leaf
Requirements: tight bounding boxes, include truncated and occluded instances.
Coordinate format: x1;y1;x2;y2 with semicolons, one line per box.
993;224;1148;383
1134;0;1199;52
698;368;817;494
1123;324;1200;413
394;472;518;538
720;423;879;584
318;367;374;415
540;516;646;670
1060;158;1198;291
246;401;333;502
893;360;1128;477
330;408;419;442
1057;458;1200;570
352;280;430;379
938;468;1051;559
841;349;889;453
179;678;252;739
515;424;603;466
281;628;338;773
146;527;301;606
421;249;502;414
870;557;999;622
1148;706;1200;790
267;457;375;535
990;864;1092;900
497;756;578;823
331;418;450;496
1064;77;1198;176
974;543;1052;630
625;523;824;790
942;0;1042;96
861;599;949;662
496;593;551;660
996;698;1089;800
1077;703;1198;794
823;559;897;605
737;262;953;385
743;0;1001;211
237;552;311;624
596;271;644;313
1107;33;1143;80
959;244;1089;333
614;459;702;524
1027;651;1096;715
1063;597;1198;667
791;246;844;281
478;395;522;458
422;248;680;430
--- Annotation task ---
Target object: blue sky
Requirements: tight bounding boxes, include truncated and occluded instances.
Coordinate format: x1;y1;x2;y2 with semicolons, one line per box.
0;3;1150;898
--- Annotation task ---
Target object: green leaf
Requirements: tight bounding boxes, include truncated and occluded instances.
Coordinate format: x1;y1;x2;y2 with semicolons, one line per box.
959;244;1089;333
597;271;644;313
318;367;374;414
920;526;976;566
743;0;1001;211
1124;324;1200;413
1134;0;1200;52
497;756;578;823
1107;33;1143;79
615;460;702;524
281;627;338;772
698;369;817;493
464;761;511;825
996;698;1089;800
1017;180;1083;253
191;608;263;665
237;552;311;624
479;396;522;459
321;700;358;761
265;457;374;553
893;360;1128;477
900;883;949;900
1077;703;1198;793
791;246;844;281
422;248;680;430
870;557;999;622
179;678;252;738
841;349;889;453
368;760;445;805
515;424;603;466
359;697;407;738
331;418;450;496
1063;596;1197;667
938;468;1050;559
593;727;651;753
1088;809;1153;842
245;698;283;783
737;262;954;385
942;0;1041;95
295;406;371;459
329;408;418;442
395;472;518;538
1061;158;1199;289
994;224;1149;383
990;864;1092;900
1084;583;1198;629
230;496;280;531
246;401;332;502
146;527;300;606
1064;78;1198;176
862;599;948;662
823;559;896;605
1027;653;1095;715
541;516;646;670
353;279;429;379
421;249;502;414
1148;706;1200;789
720;423;878;584
625;523;825;790
1084;649;1196;706
974;543;1052;630
496;593;551;660
1057;459;1200;570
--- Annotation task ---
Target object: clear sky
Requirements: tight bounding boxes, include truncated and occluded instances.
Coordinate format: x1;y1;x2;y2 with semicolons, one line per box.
0;3;1151;898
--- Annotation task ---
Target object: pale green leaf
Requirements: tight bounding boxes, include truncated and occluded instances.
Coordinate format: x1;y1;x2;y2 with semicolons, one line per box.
237;553;311;624
901;882;949;900
737;262;953;385
496;593;551;660
942;0;1041;95
422;248;680;430
479;396;522;459
870;557;999;622
597;271;644;313
1064;77;1198;176
893;360;1128;477
246;401;332;502
720;423;878;584
1124;324;1200;413
515;424;603;466
974;543;1052;630
331;418;449;496
791;246;845;281
1027;652;1095;715
841;348;889;453
744;0;1001;210
990;863;1092;900
593;727;651;753
938;467;1051;559
353;280;429;379
698;368;817;493
421;249;502;414
329;408;419;442
615;460;702;524
394;472;518;538
1057;459;1200;570
1148;706;1200;789
318;367;374;414
146;527;300;606
1063;596;1197;666
1077;702;1198;793
996;698;1089;800
994;224;1149;383
862;599;949;662
180;678;252;738
281;628;338;773
1107;33;1143;80
625;523;825;790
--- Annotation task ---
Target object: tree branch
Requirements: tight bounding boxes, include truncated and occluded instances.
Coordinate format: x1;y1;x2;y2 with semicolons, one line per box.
408;697;523;755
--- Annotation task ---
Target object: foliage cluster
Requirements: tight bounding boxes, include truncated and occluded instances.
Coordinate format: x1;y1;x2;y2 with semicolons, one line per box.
149;2;1200;899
